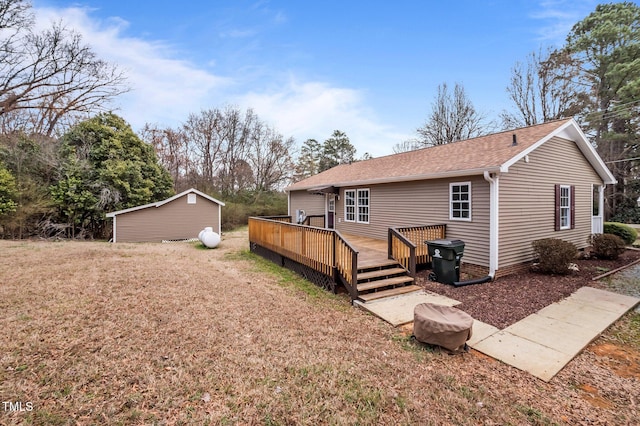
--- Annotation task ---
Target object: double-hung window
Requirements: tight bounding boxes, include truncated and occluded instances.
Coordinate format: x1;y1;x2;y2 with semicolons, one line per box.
345;190;356;222
450;182;471;221
555;184;575;230
344;188;369;223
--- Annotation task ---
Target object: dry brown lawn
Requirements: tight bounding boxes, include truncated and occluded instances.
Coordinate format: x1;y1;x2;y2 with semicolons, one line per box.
1;229;638;425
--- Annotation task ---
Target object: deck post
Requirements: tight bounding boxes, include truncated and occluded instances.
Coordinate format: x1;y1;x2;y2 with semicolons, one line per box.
350;250;358;301
409;245;416;278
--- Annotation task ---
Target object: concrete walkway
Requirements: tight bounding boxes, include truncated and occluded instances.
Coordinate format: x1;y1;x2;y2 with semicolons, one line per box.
357;286;639;381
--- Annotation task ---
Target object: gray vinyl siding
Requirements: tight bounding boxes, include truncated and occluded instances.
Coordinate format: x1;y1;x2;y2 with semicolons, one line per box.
289;191;326;217
334;177;490;268
498;136;603;268
114;194;221;242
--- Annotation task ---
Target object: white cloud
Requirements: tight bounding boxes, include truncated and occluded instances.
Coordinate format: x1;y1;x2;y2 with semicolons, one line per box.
33;6;231;129
31;5;407;157
531;0;597;43
237;78;410;157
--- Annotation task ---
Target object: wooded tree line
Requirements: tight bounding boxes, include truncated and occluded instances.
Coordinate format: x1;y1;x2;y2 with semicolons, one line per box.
1;0;639;239
140;107;296;197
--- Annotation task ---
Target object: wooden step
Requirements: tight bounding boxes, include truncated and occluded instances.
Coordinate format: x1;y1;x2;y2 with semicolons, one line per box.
357;267;407;281
358;285;423;302
357;259;399;271
357;275;414;292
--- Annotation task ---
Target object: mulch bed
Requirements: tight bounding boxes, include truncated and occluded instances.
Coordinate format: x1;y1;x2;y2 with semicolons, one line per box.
416;249;640;329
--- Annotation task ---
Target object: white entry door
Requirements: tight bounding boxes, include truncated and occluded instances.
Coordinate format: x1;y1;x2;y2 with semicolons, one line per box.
592;185;604;234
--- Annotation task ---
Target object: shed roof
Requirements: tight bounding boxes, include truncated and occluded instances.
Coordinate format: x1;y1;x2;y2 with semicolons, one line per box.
106;188;225;218
287;119;616;191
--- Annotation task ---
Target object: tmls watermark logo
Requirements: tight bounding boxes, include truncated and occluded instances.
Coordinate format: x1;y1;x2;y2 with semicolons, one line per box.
3;401;34;412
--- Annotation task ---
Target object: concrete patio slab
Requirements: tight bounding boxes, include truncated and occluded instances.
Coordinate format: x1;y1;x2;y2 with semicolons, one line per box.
567;286;640;312
467;320;499;346
471;330;574;382
360;285;638;381
468;286;639;381
536;298;627;330
354;290;460;326
504;314;595;356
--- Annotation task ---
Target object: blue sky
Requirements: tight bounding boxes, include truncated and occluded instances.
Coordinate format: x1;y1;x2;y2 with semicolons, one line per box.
34;0;609;157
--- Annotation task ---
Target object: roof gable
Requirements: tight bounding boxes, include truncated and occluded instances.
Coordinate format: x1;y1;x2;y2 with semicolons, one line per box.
287;119;615;191
106;188;225;217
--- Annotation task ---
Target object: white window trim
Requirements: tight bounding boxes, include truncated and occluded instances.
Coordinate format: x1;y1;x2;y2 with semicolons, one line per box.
357;188;370;224
559;185;571;230
450;182;472;221
344;188;370;224
344;189;356;222
187;193;197;204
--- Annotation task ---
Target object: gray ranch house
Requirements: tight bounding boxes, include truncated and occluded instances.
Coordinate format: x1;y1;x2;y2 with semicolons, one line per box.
107;188;225;243
250;119;616;302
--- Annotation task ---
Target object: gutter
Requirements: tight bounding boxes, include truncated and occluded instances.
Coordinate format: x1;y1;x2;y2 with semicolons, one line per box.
285;167;502;192
483;171;499;279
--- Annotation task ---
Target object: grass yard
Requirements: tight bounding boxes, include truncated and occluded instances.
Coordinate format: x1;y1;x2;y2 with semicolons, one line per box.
1;229;638;425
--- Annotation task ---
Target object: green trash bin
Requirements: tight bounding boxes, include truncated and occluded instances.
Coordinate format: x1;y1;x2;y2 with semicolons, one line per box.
425;239;465;285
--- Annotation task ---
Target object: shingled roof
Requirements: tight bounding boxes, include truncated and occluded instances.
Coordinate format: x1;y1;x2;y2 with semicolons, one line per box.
287;118;616;191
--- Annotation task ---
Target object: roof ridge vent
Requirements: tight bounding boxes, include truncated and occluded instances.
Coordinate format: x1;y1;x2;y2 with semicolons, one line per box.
512;134;517;146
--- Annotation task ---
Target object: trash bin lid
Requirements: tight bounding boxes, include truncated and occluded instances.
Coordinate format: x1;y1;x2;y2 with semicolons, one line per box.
425;239;465;247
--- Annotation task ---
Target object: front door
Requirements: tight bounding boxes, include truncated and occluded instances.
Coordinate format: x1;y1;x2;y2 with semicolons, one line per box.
327;195;335;229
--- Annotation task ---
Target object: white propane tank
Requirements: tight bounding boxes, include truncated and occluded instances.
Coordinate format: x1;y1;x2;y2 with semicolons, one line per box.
200;227;220;248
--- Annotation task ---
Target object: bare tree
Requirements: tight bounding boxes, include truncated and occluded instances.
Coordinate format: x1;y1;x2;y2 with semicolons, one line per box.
392;138;423;154
176;106;295;195
416;82;488;147
247;123;295;191
0;0;128;137
183;109;223;188
501;48;584;128
141;124;193;191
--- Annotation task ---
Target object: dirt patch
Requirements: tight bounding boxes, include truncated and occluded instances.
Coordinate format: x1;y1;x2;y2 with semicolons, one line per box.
577;383;615;410
590;342;640;379
417;249;640;329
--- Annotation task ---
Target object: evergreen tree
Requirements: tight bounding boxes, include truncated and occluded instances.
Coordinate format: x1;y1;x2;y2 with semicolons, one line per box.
564;2;640;218
51;113;173;238
318;130;356;172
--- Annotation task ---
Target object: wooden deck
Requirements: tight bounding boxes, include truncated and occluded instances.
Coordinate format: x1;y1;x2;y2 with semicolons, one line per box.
249;217;446;302
340;233;391;268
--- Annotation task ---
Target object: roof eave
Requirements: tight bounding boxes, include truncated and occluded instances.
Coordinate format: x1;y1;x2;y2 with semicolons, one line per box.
106;188;226;217
286;167;502;191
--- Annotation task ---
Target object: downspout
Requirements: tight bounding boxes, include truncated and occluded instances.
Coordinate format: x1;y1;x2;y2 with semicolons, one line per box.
452;171;499;286
483;171;499;279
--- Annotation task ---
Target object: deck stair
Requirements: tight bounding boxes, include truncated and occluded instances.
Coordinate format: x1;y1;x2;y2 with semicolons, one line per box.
356;261;421;302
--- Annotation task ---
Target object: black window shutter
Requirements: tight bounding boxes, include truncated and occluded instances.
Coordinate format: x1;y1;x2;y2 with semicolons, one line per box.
554;184;560;231
570;185;576;230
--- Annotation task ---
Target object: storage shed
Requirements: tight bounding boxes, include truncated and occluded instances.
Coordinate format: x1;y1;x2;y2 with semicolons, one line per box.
106;188;225;243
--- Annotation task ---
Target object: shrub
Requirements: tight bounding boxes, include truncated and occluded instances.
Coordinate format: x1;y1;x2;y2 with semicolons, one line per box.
588;233;626;260
531;238;577;275
603;222;637;245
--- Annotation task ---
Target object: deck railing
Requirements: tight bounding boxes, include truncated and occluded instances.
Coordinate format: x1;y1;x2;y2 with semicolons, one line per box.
248;217;358;300
388;228;417;277
388;224;447;273
302;214;326;228
261;215;293;223
334;231;358;300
